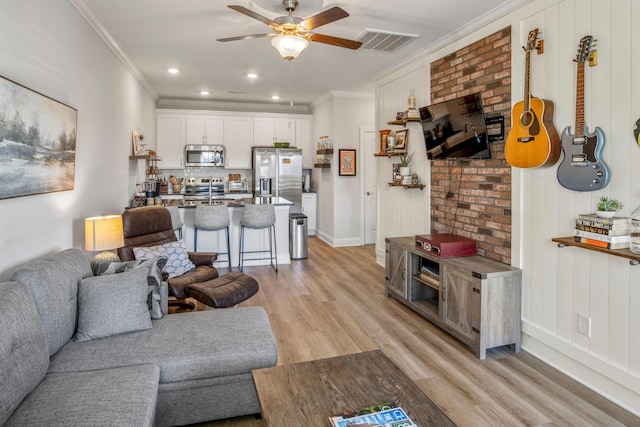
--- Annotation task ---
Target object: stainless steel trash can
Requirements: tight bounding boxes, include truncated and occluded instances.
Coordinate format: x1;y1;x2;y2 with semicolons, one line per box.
289;213;308;260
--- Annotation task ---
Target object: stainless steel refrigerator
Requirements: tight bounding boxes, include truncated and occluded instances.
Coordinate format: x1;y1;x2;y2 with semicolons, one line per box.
252;147;302;213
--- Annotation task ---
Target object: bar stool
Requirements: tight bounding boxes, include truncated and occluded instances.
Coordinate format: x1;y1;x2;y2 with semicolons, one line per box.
166;206;183;239
239;204;277;273
194;205;232;269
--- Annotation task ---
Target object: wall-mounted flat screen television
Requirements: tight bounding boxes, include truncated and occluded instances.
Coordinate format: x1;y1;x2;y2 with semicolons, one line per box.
419;92;491;160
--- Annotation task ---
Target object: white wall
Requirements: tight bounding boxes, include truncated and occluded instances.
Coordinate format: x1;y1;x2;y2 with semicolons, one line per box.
375;0;640;416
311;91;374;246
0;0;156;279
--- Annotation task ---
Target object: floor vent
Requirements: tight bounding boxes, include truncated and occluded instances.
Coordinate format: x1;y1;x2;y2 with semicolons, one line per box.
356;29;419;52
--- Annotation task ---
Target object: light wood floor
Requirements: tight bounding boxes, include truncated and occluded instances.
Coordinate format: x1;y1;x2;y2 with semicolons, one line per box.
198;237;640;427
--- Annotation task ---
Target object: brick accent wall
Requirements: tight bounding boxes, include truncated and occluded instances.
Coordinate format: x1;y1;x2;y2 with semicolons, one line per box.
429;27;512;264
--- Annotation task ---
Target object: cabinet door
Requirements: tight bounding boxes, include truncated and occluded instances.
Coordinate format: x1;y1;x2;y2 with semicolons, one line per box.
385;241;407;299
275;119;295;143
224;116;252;169
441;265;480;345
253;117;276;146
301;193;316;235
156;114;185;168
296;118;312;168
186;115;223;145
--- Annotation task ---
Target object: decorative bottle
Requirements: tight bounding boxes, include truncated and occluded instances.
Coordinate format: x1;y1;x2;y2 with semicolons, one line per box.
408;89;416;110
631;204;640;254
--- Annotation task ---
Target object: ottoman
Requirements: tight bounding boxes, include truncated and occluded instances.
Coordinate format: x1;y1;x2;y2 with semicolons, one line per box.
186;272;259;308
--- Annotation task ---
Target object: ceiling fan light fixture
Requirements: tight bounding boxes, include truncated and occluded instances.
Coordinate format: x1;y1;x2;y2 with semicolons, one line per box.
271;35;308;59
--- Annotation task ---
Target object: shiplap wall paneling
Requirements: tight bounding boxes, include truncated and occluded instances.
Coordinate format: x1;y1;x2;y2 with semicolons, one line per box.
630;0;640;377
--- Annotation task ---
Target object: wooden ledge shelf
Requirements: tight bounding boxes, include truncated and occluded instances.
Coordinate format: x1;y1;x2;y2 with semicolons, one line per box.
387;118;421;126
388;182;425;190
314;163;330;168
552;237;640;265
316;149;333;154
374;151;405;157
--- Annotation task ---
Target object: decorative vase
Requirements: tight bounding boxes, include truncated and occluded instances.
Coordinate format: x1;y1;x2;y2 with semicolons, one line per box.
595;210;616;218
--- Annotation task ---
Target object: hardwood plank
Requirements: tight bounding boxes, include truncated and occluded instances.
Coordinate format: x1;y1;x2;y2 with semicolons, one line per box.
192;237;639;426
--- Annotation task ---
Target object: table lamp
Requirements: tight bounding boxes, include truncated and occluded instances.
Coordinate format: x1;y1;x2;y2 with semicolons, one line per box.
85;214;124;269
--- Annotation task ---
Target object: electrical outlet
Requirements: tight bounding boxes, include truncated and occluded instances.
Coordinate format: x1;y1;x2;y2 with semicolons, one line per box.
578;314;591;337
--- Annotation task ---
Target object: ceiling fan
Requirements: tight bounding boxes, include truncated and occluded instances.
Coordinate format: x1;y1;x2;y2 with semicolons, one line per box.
217;0;362;59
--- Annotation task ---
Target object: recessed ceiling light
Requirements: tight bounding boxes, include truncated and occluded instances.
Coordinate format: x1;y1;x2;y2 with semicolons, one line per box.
167;68;180;74
200;91;209;95
271;95;280;100
247;73;258;79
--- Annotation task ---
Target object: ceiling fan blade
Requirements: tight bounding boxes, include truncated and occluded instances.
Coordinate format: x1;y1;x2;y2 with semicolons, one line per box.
308;33;362;50
300;6;349;30
217;33;271;42
228;5;276;27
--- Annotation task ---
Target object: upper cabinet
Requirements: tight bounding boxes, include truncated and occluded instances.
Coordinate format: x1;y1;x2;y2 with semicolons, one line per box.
185;115;224;145
156;110;312;169
253;117;296;146
156;113;185;168
224;116;253;169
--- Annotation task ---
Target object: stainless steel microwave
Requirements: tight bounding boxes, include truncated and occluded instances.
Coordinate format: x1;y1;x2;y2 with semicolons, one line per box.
184;145;225;167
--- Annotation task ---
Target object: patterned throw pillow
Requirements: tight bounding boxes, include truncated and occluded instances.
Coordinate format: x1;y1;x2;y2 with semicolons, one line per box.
94;257;167;319
133;240;195;279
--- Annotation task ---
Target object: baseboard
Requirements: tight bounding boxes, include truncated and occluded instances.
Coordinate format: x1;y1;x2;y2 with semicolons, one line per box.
522;322;640;417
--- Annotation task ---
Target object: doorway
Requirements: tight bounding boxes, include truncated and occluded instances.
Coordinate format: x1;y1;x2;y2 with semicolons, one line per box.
360;127;377;245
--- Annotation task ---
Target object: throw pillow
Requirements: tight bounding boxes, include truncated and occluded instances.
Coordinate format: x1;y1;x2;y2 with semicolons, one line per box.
75;267;152;342
133;240;195;278
94;257;167;319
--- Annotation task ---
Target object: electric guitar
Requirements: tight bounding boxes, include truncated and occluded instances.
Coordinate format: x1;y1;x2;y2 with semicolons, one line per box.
557;35;610;191
505;28;561;168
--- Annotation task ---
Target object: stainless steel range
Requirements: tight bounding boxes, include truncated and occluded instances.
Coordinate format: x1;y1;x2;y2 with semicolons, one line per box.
184;177;232;205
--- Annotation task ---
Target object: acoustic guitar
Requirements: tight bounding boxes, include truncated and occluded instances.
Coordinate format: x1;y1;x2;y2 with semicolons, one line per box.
505;28;561;168
556;35;610;191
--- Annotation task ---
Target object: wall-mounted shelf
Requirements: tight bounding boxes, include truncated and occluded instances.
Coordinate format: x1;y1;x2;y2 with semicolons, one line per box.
374;151;405;157
316;149;334;155
387;118;421;126
314;163;330;168
129;154;161;161
388;182;425;190
552;237;640;265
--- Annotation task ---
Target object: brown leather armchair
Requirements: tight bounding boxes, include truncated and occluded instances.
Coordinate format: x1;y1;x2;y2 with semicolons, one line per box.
118;206;261;311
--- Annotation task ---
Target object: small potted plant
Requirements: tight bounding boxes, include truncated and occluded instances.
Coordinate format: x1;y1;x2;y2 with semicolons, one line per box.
398;151;414;177
596;196;623;218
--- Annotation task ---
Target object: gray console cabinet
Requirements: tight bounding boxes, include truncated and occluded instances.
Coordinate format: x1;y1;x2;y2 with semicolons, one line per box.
385;237;522;359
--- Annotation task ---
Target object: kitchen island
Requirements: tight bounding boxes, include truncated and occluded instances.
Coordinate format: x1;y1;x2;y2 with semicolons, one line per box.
178;197;293;269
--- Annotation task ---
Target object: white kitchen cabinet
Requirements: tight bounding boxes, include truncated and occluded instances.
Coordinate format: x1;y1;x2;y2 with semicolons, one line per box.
295;118;312;168
224;116;252;169
253;117;295;146
185;115;224;145
301;192;316;235
156;113;185;168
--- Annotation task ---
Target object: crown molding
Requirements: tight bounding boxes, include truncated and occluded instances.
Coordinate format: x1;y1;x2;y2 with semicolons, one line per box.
156;98;311;114
70;0;158;100
311;90;375;109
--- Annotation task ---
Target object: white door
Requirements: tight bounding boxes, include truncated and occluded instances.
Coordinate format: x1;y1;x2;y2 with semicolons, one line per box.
361;127;377;245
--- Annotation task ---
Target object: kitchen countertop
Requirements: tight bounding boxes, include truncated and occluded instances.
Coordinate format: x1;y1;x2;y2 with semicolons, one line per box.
178;197;293;208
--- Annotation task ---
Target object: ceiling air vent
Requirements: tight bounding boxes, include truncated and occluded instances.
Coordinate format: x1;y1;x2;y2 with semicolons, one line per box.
356;29;419;52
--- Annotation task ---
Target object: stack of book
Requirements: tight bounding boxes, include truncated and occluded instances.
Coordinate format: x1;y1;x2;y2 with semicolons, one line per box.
403;109;421;120
574;214;631;249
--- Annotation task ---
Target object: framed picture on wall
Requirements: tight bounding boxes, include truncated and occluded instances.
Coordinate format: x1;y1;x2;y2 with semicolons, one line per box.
339;149;356;176
0;74;77;200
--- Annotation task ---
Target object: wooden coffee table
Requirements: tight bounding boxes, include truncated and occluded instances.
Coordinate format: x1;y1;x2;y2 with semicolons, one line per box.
252;350;455;426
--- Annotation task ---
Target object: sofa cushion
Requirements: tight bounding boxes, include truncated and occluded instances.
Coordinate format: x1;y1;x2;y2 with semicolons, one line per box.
94;256;167;319
4;364;160;427
0;282;50;426
75;267;152;342
134;240;196;278
10;248;93;356
49;307;278;384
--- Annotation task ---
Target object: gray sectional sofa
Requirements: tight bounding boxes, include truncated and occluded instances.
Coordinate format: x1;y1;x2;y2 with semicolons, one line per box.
0;249;278;426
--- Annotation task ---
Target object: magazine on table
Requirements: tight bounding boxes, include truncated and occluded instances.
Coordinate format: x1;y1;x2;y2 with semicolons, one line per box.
329;402;417;427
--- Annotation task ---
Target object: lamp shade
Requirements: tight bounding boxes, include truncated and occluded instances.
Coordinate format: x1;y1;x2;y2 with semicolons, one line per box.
271;35;308;59
85;214;124;252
